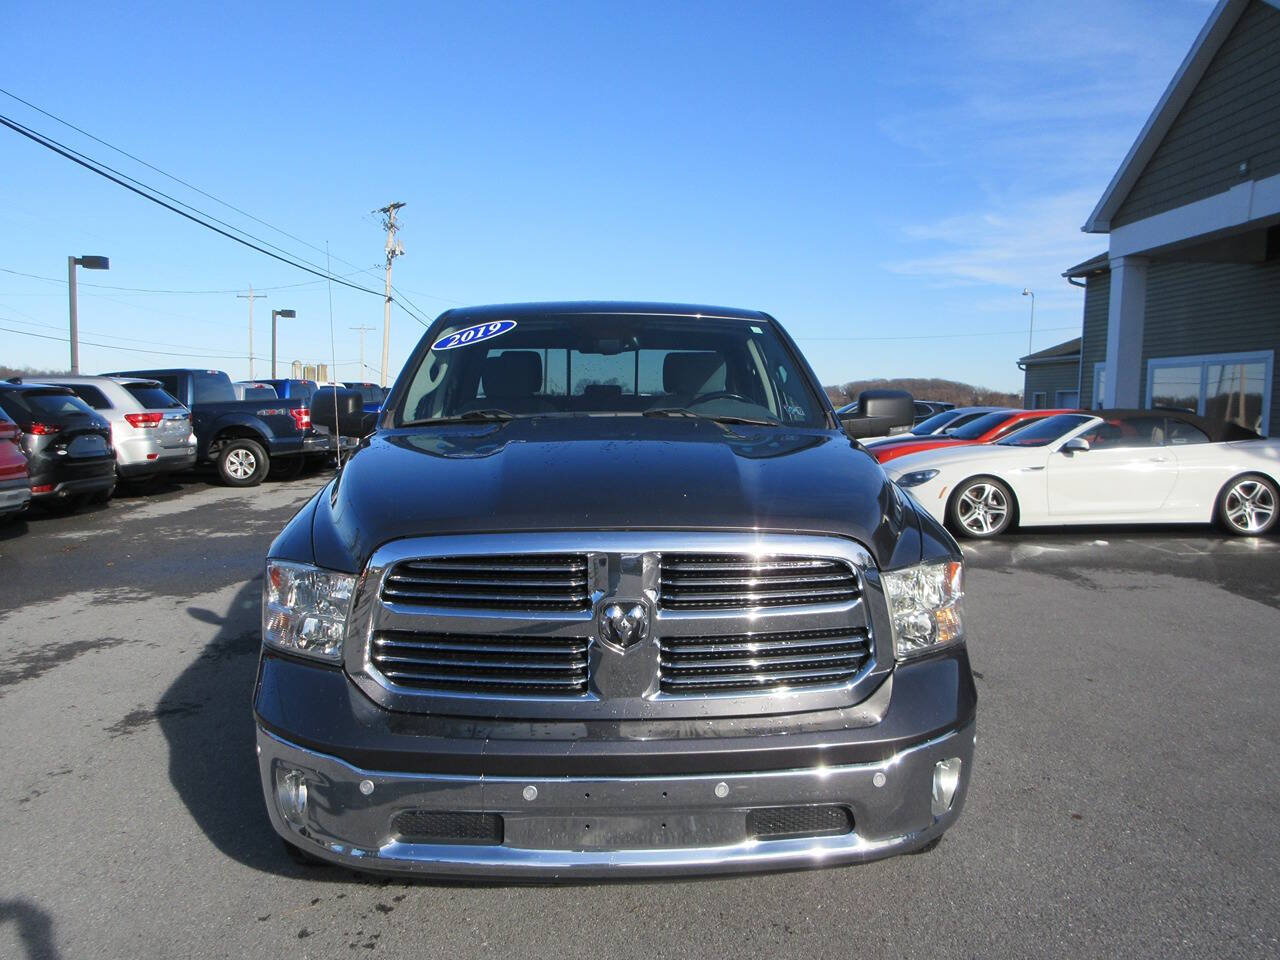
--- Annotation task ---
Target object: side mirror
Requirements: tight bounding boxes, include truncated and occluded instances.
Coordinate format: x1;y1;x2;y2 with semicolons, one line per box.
838;389;915;439
1061;437;1090;454
311;387;368;436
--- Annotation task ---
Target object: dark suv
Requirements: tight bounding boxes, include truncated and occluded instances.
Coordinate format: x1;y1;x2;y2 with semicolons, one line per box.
0;382;116;512
256;302;976;878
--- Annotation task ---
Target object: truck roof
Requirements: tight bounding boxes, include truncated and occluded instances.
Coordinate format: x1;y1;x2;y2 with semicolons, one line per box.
437;301;773;324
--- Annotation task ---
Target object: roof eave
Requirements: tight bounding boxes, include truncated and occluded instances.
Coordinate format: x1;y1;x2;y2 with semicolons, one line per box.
1082;0;1246;234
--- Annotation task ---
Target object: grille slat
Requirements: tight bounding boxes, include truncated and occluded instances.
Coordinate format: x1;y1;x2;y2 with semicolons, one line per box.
372;630;589;696
374;637;589;656
659;554;858;609
382;554;591;610
659;627;870;694
381;669;587;691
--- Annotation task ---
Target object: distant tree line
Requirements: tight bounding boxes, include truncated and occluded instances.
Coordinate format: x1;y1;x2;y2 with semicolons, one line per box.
1;365;70;380
825;378;1022;409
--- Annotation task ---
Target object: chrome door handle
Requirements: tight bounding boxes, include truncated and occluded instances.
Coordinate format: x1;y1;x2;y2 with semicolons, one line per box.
1149;456;1171;462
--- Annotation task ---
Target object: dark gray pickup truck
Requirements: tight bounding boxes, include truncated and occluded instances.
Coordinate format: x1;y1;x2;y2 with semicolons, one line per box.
107;368;332;485
255;302;976;878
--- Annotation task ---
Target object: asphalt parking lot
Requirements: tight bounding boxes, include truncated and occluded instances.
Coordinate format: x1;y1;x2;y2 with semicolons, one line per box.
1;478;1277;959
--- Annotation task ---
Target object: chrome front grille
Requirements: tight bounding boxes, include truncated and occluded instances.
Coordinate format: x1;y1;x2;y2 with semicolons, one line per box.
381;554;591;611
658;555;859;609
356;534;881;719
658;627;871;694
371;632;589;695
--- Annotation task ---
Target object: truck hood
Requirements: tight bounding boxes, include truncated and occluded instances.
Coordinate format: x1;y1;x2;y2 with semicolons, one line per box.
308;417;925;571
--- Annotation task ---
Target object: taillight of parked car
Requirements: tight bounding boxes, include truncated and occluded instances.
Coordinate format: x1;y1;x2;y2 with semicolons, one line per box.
124;412;164;429
29;423;62;435
290;407;312;430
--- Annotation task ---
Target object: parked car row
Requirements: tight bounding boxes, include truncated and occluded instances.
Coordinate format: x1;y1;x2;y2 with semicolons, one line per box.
0;368;365;524
883;408;1280;539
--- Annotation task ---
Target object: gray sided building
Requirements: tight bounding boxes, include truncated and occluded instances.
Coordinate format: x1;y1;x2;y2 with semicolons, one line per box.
1074;0;1280;437
1018;338;1081;409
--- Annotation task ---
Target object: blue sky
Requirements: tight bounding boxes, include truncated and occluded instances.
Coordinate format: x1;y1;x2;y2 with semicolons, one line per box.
1;0;1215;391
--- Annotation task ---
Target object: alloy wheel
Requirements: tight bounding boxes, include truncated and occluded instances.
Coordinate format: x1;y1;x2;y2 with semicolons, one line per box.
227;448;257;481
1224;479;1276;534
957;482;1009;536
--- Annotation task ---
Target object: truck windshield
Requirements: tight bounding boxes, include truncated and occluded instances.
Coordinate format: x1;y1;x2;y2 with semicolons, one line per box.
399;313;826;428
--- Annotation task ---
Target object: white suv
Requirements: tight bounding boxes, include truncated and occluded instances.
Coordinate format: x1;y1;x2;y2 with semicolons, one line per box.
36;376;197;485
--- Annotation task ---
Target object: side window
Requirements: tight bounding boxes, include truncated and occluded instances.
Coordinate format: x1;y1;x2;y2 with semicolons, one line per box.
1089;415;1167;449
68;385;112;409
1165;418;1209;445
156;376;182;399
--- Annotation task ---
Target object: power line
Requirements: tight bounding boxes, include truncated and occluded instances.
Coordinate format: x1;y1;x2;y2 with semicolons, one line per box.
389;283;436;327
0;88;470;310
0;265;332;295
2;313;257;355
1;321;263;361
0;113;386;297
0;86;386;285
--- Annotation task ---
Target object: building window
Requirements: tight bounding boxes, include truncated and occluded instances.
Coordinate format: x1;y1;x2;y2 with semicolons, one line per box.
1032;391;1047;409
1146;351;1273;436
1056;389;1080;408
1092;363;1106;409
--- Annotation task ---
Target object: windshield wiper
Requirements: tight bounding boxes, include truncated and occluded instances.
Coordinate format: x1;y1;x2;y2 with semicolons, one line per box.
419;409;517;425
642;407;779;427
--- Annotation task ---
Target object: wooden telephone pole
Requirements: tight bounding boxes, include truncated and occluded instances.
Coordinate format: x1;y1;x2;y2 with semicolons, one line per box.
376;202;405;388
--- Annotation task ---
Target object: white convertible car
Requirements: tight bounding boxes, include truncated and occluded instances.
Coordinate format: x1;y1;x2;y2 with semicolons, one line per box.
883;410;1279;539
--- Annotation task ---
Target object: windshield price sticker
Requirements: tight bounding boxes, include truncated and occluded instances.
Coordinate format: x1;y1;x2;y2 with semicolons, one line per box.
433;320;517;351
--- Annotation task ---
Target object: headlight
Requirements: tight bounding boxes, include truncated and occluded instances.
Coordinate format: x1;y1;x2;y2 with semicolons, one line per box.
896;469;939;488
881;560;964;660
263;560;356;662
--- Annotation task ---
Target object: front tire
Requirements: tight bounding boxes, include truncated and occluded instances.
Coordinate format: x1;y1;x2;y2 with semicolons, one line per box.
216;438;268;487
1217;473;1278;536
948;476;1015;538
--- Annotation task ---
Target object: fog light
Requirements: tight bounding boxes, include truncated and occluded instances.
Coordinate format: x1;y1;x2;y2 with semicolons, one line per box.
931;757;962;816
275;767;309;826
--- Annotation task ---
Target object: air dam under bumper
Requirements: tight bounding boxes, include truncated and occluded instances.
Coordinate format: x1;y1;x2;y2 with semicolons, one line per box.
256;721;975;879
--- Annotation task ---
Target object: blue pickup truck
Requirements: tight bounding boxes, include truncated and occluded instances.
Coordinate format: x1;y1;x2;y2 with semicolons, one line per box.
106;368;334;485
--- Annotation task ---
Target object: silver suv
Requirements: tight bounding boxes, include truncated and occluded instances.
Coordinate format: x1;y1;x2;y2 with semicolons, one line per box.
36;376;197;484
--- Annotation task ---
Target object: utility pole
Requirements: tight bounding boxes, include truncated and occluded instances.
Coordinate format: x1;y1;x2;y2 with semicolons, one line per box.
237;286;266;378
376;202;406;388
350;324;376;379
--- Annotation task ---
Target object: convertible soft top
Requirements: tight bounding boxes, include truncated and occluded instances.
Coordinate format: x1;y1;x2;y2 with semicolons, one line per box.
1089;408;1263;443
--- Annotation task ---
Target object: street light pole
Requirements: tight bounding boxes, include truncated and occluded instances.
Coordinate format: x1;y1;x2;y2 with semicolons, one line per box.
270;308;296;378
1021;288;1036;356
67;255;109;373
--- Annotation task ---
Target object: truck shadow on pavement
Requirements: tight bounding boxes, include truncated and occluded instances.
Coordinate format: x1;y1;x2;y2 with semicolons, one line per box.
157;578;350;880
0;898;60;960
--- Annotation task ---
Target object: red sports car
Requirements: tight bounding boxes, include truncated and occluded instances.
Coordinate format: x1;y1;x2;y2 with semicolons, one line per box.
868;408;1078;463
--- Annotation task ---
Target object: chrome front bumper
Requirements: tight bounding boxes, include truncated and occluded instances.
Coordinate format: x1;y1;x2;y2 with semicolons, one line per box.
256;721;975;878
